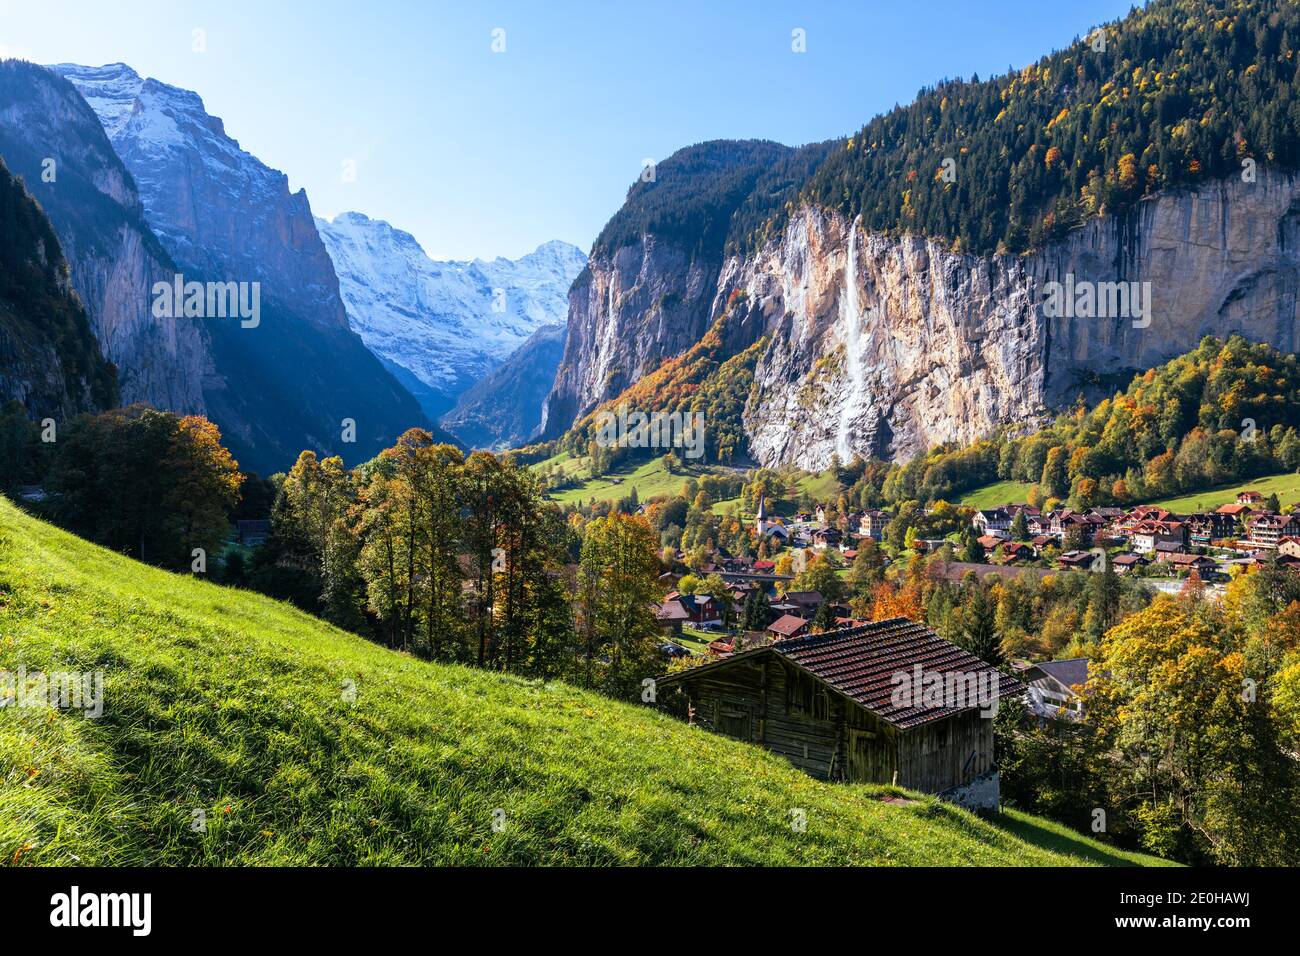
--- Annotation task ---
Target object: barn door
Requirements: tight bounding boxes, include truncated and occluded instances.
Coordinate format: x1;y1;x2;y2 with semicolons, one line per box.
716;700;752;741
847;728;892;783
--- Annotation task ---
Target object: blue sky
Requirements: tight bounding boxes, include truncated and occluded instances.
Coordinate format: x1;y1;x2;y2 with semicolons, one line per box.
2;0;1139;260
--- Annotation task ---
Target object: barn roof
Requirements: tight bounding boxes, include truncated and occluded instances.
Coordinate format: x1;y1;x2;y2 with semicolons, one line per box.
659;618;1023;730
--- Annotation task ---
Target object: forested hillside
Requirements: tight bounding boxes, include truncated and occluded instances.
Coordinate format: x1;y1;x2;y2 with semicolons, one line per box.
0;157;116;418
787;0;1300;255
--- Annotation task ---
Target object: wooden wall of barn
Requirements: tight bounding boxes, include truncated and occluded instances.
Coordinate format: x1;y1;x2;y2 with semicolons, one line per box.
679;658;903;784
894;710;994;794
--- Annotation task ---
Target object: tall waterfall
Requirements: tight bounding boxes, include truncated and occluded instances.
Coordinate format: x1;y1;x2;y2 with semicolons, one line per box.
836;218;866;461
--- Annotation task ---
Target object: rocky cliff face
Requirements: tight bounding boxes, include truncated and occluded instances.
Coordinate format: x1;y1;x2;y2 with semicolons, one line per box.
0;157;116;419
538;237;720;438
731;170;1300;469
55;63;436;473
0;60;208;414
547;169;1300;470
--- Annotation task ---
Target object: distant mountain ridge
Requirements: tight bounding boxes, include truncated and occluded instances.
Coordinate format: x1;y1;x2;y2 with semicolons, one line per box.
316;211;584;424
53;62;442;474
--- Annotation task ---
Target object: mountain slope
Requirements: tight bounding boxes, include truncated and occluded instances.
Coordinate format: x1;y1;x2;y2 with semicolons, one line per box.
53;63;439;473
541;0;1300;469
316;212;585;420
0;497;1168;866
0;157;116;418
0;60;207;414
441;322;567;449
539;138;837;438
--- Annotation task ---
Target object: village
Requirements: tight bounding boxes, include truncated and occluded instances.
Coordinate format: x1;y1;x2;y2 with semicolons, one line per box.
651;488;1300;739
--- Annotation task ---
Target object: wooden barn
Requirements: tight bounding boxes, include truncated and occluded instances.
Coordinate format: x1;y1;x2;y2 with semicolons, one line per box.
656;618;1023;807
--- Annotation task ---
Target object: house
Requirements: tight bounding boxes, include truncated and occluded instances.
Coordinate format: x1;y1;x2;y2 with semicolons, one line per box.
1185;512;1235;544
766;614;810;640
1247;512;1300;549
811;528;843;551
1215;502;1253;520
1164;552;1217;575
236;519;271;547
1238;490;1264;505
972;508;1012;539
1057;550;1098;570
1023;658;1090;721
858;509;889;540
975;534;1003;552
664;591;722;625
754;493;789;541
777;590;824;618
1111;553;1148;574
1278;537;1300;560
1131;519;1188;555
1152;540;1188;560
654;599;691;635
656;619;1023;808
999;541;1035;563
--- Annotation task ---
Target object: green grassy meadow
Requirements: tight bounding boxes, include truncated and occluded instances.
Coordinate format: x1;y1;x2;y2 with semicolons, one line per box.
0;497;1169;866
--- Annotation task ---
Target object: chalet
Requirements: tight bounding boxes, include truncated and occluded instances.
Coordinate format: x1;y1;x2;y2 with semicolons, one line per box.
665;591;722;625
1279;537;1300;560
1023;658;1090;721
766;614;810;640
1057;550;1097;570
1184;511;1235;544
858;509;889;540
1164;552;1217;575
656;619;1023;807
972;508;1012;538
975;534;1002;552
1152;540;1188;560
654;599;691;635
1111;553;1148;574
999;541;1035;563
811;528;843;551
1238;490;1264;505
1216;502;1253;520
777;590;824;618
1248;512;1300;549
1131;520;1188;555
236;519;271;547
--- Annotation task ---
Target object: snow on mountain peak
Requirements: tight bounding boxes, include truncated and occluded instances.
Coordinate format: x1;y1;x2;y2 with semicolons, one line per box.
316;212;585;402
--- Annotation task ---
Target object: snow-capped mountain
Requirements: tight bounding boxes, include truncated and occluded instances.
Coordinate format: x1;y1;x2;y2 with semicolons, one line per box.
53;63;439;473
316;211;585;419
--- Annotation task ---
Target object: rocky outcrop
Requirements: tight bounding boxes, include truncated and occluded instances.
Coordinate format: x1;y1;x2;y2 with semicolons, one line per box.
538;237;720;437
732;169;1300;469
545;169;1300;470
0;60;208;414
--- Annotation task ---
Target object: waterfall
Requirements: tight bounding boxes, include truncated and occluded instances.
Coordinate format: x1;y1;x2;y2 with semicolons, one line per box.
836;218;866;461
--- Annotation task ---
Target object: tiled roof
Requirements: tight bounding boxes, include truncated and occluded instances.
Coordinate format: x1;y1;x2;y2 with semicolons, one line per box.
661;618;1023;730
773;619;1023;729
767;614;809;637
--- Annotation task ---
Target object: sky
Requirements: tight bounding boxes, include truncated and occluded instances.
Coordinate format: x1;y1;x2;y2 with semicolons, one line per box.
1;0;1140;261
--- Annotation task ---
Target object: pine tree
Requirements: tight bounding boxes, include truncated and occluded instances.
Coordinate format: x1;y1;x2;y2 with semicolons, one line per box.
960;587;1003;666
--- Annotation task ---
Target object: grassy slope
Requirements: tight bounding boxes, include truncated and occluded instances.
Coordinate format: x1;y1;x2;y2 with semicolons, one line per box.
960;480;1038;510
959;472;1300;514
538;456;723;507
0;498;1170;866
1145;471;1300;514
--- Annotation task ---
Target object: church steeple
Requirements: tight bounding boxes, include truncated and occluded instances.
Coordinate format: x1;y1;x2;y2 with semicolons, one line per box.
755;492;767;534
